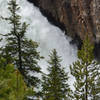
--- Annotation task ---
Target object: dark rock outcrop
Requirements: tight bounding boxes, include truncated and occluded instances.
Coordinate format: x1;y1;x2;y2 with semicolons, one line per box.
28;0;100;42
28;0;100;59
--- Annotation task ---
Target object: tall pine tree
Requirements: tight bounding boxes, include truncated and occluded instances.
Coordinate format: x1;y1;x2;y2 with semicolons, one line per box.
70;36;100;100
41;49;71;100
0;0;42;87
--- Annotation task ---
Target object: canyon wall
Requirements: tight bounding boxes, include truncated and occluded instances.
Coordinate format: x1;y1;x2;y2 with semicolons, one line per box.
28;0;100;59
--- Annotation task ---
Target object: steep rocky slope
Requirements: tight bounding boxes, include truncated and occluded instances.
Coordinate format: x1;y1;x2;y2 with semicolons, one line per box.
28;0;100;59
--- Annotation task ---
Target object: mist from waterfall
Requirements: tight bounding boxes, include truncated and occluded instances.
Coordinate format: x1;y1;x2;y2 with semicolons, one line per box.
0;0;77;88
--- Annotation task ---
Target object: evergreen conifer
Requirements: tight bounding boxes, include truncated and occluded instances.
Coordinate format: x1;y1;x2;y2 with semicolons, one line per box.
0;0;42;87
70;36;100;100
42;49;71;100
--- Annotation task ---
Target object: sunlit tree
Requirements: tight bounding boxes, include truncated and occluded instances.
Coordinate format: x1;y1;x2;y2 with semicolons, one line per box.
70;36;100;100
0;58;33;100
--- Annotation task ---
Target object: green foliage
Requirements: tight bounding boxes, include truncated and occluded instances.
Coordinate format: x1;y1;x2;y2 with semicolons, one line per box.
0;57;6;68
78;36;94;63
42;49;71;100
0;58;34;100
0;0;42;87
70;36;100;100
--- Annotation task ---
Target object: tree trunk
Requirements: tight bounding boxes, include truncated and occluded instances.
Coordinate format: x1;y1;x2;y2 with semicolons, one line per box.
85;64;88;100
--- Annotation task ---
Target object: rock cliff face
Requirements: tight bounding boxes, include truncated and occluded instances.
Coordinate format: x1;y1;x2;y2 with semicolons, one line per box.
28;0;100;59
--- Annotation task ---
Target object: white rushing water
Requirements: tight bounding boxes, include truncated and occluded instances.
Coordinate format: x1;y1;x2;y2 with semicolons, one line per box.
0;0;77;88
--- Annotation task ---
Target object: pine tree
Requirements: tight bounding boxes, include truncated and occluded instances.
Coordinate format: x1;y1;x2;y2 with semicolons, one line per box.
0;58;33;100
0;0;42;87
70;36;100;100
41;49;71;100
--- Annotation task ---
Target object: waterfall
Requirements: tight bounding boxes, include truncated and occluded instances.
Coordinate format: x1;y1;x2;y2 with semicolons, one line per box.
0;0;77;88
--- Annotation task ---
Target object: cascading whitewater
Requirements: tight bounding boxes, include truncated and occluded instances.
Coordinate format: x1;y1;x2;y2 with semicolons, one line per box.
0;0;77;87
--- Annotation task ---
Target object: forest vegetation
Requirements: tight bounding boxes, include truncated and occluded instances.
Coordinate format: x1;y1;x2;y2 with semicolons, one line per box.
0;0;100;100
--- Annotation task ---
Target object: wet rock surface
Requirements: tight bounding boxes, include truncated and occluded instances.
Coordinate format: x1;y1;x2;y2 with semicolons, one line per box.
28;0;100;60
